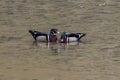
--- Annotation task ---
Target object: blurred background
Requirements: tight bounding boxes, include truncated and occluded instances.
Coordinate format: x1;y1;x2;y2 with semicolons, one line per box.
0;0;120;80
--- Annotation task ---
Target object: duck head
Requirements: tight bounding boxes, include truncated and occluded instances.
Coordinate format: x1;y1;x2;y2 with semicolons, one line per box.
50;28;59;35
49;28;59;42
59;32;67;43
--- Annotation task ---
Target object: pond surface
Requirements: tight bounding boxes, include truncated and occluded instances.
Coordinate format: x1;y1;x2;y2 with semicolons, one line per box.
0;0;120;80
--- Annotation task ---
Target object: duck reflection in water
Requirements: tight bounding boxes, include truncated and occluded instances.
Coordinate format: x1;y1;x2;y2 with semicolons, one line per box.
32;41;83;54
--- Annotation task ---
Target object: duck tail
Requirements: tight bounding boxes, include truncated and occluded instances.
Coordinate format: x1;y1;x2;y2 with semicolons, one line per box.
28;30;36;40
77;33;86;41
29;30;34;36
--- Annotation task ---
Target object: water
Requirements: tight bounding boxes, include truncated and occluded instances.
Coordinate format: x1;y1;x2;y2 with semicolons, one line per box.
0;0;120;80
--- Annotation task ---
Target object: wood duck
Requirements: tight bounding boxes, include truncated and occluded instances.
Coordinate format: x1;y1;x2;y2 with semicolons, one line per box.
59;32;86;43
29;28;59;42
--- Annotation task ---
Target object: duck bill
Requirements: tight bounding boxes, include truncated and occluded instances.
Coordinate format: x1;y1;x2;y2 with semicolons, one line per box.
57;31;60;34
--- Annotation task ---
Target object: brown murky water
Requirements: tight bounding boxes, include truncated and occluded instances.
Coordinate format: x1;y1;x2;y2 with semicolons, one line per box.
0;0;120;80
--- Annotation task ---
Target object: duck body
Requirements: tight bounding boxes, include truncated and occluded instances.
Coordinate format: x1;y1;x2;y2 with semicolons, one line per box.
29;28;58;42
60;32;86;43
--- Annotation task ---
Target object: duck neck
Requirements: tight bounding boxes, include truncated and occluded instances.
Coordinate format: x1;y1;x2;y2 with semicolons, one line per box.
60;36;67;43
